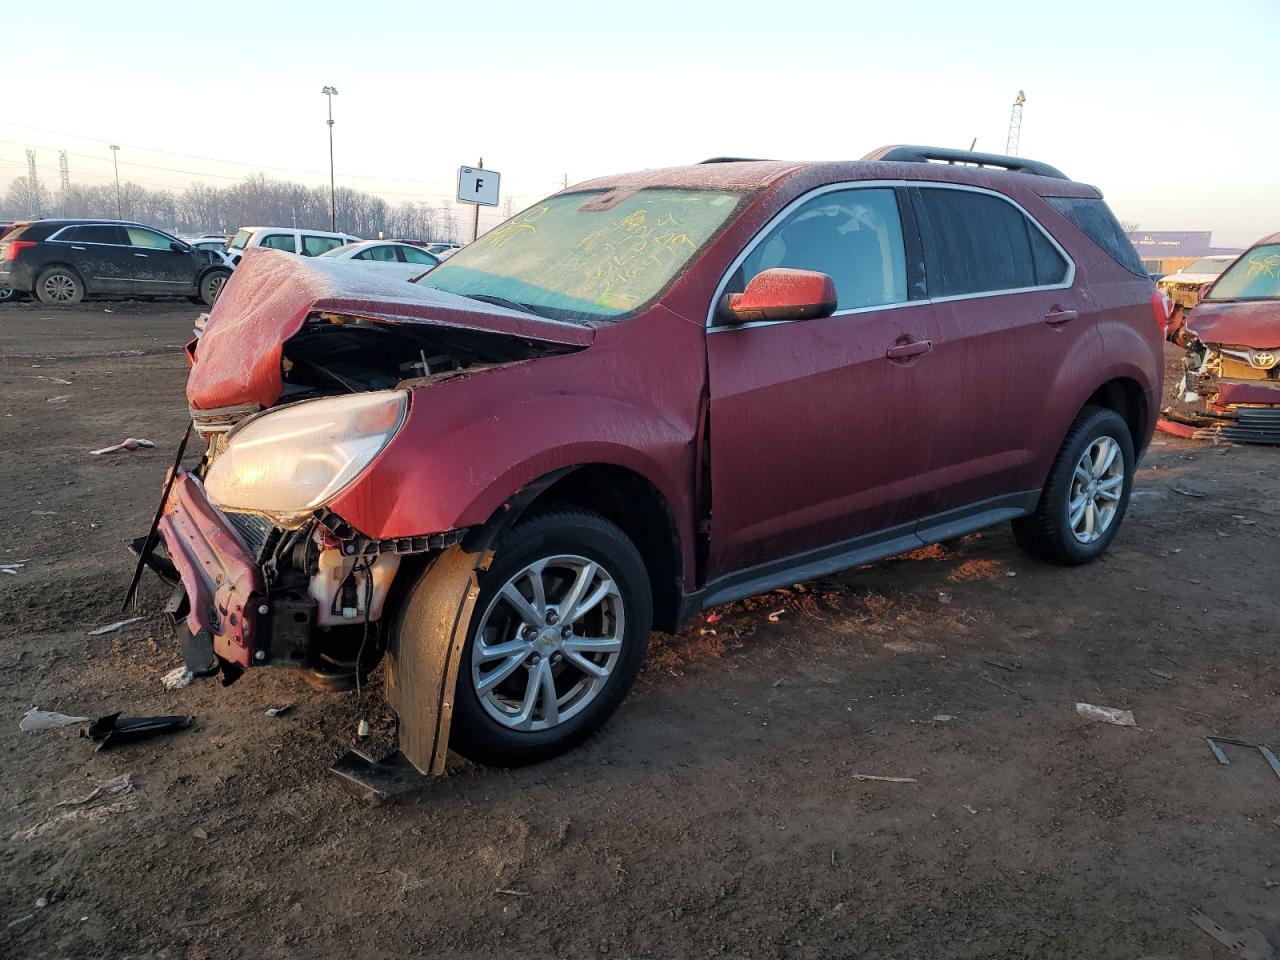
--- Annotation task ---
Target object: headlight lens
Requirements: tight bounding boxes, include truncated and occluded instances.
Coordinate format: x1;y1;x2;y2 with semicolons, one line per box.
204;390;407;522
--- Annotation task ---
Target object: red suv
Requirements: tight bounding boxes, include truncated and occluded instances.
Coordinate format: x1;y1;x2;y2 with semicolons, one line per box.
139;146;1162;780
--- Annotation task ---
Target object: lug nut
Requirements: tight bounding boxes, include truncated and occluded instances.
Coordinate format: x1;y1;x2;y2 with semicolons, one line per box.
561;626;571;638
546;612;558;625
254;650;266;662
529;653;541;664
257;604;269;615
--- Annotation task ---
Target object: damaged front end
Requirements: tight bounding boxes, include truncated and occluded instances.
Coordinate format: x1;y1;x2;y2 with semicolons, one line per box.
139;252;591;693
1162;334;1280;444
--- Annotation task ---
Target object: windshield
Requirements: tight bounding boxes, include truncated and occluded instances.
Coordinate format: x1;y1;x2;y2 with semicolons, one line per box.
229;229;254;251
416;188;743;321
318;244;355;258
1205;244;1280;301
1183;257;1232;275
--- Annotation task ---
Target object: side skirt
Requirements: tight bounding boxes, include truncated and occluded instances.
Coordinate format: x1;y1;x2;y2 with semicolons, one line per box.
679;490;1040;619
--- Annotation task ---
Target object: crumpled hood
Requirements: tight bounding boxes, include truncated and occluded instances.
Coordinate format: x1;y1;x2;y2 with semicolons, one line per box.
187;249;594;410
1188;299;1280;347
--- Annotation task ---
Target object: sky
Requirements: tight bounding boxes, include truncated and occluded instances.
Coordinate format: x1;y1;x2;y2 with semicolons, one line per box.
2;0;1276;243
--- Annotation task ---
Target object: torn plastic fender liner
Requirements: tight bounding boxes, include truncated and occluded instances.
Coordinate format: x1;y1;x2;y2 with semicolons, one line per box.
385;468;574;776
158;471;265;669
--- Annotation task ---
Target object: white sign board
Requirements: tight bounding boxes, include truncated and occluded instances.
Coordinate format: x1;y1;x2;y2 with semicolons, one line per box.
457;166;500;207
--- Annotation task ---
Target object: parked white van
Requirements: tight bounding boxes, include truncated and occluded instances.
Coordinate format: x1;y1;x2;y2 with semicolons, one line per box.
225;226;361;265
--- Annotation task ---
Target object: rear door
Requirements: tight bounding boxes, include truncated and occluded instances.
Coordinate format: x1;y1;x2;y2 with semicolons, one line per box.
705;184;940;576
907;185;1094;525
59;224;133;293
353;243;409;276
124;226;198;295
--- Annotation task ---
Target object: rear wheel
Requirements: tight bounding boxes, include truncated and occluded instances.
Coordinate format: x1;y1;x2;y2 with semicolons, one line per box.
35;267;83;305
1012;406;1134;565
445;507;652;767
0;280;16;303
199;270;230;306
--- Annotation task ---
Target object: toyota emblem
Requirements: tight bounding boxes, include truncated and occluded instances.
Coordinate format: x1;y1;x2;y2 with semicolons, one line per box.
1251;351;1277;369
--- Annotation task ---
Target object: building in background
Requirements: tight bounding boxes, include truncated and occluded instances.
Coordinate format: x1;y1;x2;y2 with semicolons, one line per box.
1127;231;1243;278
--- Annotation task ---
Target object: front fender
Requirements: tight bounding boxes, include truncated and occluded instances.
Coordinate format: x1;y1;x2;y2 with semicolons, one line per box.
326;357;698;547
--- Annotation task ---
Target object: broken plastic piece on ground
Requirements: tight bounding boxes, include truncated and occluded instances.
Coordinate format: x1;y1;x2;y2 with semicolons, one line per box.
932;714;956;722
82;713;193;751
87;616;144;636
90;437;156;456
330;749;433;802
1076;702;1137;727
851;774;918;783
19;707;90;732
1189;908;1277;960
264;704;294;718
161;666;193;690
1;559;31;576
10;774;138;842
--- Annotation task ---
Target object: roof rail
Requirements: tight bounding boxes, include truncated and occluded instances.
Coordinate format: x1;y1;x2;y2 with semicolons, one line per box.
699;156;770;164
862;145;1069;181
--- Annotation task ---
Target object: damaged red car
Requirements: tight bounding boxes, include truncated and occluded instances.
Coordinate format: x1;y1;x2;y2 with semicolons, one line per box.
1163;232;1280;443
138;146;1162;780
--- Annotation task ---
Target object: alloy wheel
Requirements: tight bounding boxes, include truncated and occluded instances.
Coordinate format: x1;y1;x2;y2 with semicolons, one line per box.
1068;436;1124;544
471;554;624;732
41;274;77;303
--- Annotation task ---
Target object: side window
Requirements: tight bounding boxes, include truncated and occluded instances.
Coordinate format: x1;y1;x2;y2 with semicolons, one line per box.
916;189;1048;297
1027;223;1068;285
68;225;128;245
126;227;176;249
302;235;344;256
734;187;907;311
260;233;297;252
355;245;399;262
1045;196;1146;278
401;246;438;266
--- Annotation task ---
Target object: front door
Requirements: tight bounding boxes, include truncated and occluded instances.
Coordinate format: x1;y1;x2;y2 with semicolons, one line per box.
59;224;133;294
123;226;197;295
705;185;940;578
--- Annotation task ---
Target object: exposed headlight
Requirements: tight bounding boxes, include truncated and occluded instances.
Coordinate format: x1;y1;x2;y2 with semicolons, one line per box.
204;390;407;523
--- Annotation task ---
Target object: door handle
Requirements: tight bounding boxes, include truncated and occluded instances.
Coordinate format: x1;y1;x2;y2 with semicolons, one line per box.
133;253;149;258
886;338;933;360
71;245;87;250
1044;307;1078;325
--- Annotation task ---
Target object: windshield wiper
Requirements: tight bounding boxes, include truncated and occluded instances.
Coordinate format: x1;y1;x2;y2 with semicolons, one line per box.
458;293;549;318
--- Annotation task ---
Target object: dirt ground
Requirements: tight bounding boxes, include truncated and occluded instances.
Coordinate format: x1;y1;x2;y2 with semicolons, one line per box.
1;298;1277;960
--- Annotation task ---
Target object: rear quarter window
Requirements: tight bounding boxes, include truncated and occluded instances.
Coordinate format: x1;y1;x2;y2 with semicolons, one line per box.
1045;197;1147;278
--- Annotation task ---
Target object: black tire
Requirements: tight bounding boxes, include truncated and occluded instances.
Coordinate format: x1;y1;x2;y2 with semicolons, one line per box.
446;507;652;767
1012;405;1135;565
199;270;230;306
0;280;17;303
34;266;84;305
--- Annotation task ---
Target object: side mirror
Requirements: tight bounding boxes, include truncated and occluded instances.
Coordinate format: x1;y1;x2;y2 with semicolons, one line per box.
721;268;837;324
171;241;192;254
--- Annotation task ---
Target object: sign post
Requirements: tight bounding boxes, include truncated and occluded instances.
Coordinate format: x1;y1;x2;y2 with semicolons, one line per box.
457;159;501;243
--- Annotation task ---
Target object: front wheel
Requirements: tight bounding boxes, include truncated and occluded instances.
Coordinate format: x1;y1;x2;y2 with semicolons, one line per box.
1012;406;1135;565
199;270;230;306
445;507;652;767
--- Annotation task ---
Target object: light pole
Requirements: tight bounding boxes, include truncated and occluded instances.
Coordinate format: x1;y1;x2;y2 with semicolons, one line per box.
321;86;338;231
109;144;122;218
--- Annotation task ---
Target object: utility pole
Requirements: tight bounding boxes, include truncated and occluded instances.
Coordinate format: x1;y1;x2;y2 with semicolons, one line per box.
471;157;483;243
562;173;568;190
503;196;513;218
322;86;339;231
1006;90;1026;157
58;151;70;190
109;144;122;218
